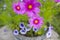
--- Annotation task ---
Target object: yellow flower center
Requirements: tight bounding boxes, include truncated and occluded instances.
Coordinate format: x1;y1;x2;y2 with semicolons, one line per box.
28;5;32;9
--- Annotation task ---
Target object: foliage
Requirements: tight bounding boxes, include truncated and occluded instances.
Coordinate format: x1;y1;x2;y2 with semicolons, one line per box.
51;12;60;35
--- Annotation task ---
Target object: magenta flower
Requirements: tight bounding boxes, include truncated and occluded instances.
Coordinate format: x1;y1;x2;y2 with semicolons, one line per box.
24;0;41;17
29;16;44;29
54;0;60;2
12;2;25;14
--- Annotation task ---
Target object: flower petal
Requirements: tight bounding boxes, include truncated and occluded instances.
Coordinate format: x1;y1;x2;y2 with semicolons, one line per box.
46;31;52;38
13;30;19;35
33;7;40;14
23;0;36;3
27;11;35;17
35;2;41;7
20;29;27;34
19;22;25;29
49;25;53;31
55;0;60;2
33;28;38;32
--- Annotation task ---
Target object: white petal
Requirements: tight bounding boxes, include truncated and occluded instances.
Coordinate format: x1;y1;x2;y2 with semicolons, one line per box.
19;22;25;29
13;32;19;35
33;28;38;32
20;30;27;34
46;31;52;38
13;30;19;35
49;25;53;31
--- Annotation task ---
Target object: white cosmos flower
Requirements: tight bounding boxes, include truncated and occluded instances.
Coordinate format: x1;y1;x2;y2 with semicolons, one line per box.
46;31;52;38
13;29;19;35
49;24;53;31
19;22;25;29
20;29;27;34
33;28;38;32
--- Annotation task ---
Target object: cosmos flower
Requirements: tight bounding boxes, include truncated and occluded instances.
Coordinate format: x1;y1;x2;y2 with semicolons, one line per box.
13;29;19;35
12;2;25;14
19;22;25;29
20;29;27;34
24;0;41;17
49;24;53;31
46;24;53;38
20;24;31;34
29;16;44;29
33;27;38;32
46;30;52;38
55;0;60;2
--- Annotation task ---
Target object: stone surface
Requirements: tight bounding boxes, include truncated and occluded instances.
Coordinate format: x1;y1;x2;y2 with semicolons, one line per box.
0;26;16;40
0;26;60;40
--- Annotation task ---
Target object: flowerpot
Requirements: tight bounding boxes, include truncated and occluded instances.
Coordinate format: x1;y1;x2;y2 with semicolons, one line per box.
14;35;46;40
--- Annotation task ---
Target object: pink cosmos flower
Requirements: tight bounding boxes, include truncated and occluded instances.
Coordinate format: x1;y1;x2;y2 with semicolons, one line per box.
12;2;25;14
24;0;41;17
29;16;44;29
55;0;60;2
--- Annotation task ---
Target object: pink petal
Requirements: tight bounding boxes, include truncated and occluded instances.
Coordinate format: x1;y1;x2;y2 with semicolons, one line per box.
55;0;60;2
33;7;40;14
35;2;41;7
27;11;35;17
17;9;25;14
23;0;37;2
20;2;25;8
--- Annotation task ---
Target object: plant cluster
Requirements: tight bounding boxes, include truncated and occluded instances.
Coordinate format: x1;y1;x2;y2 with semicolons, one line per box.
0;0;60;36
